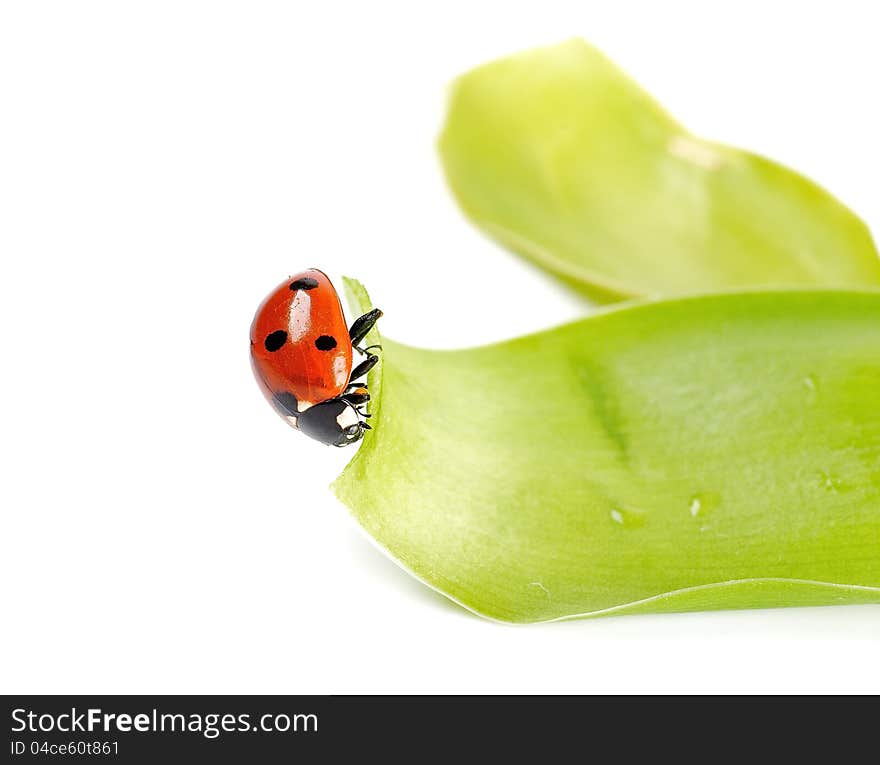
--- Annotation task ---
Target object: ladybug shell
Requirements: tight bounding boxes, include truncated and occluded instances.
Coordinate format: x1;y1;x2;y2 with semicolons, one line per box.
250;269;352;417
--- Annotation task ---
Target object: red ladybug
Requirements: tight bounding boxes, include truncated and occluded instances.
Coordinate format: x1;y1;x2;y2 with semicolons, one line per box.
250;269;381;446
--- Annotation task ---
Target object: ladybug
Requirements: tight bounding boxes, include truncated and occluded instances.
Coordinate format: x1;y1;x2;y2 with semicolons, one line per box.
250;268;382;446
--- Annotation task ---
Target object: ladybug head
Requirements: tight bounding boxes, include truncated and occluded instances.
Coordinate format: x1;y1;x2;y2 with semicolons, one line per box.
296;398;366;447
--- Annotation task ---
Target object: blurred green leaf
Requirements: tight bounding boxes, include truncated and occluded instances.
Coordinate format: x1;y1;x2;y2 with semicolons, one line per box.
336;280;880;622
439;39;880;301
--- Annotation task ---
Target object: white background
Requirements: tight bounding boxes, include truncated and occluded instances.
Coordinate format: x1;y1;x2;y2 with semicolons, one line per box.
1;1;878;694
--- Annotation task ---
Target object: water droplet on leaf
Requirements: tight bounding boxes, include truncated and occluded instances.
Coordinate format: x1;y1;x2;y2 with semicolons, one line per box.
818;471;850;494
609;506;645;528
688;491;720;519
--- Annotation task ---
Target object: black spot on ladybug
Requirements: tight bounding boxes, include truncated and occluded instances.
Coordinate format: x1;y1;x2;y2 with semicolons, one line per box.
290;277;319;291
315;334;337;351
264;330;288;352
273;391;299;417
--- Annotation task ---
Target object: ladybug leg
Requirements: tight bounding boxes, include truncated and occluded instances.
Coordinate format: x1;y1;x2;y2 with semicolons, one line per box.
342;343;380;419
349;353;378;382
341;390;370;406
341;387;372;420
348;308;383;349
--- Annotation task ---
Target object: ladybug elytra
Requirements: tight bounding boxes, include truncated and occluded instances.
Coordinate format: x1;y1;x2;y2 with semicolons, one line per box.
250;269;381;446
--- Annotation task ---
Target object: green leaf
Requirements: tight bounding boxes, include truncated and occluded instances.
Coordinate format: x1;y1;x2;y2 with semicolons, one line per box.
439;39;880;301
335;280;880;622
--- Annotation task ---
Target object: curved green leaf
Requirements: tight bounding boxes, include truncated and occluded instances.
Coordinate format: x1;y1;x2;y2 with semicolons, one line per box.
335;280;880;622
439;39;880;301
